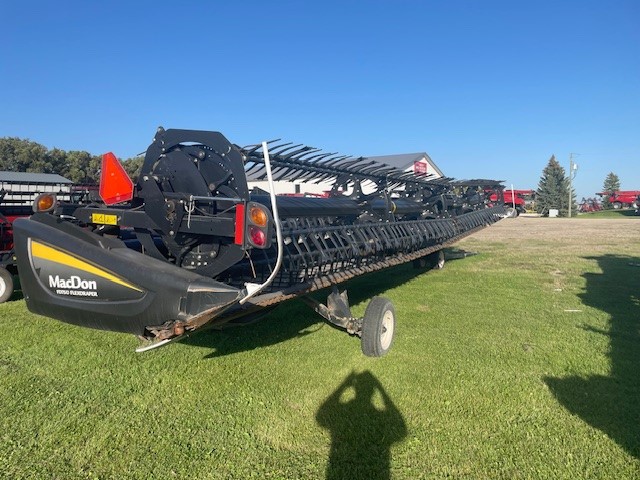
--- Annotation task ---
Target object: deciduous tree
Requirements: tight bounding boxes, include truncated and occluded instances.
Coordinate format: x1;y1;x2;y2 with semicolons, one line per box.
0;138;48;172
64;150;101;184
122;156;144;182
0;137;102;184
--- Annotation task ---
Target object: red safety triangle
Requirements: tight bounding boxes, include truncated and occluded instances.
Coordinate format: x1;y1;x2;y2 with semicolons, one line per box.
99;152;134;205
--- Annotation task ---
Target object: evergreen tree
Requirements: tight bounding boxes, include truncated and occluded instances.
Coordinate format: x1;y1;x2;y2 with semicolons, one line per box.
536;155;576;217
601;172;621;209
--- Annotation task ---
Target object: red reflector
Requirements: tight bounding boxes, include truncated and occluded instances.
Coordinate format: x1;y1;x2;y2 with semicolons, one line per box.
99;152;134;205
234;204;245;245
249;226;266;247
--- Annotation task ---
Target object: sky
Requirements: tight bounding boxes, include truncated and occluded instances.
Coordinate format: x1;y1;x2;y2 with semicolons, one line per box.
1;0;638;199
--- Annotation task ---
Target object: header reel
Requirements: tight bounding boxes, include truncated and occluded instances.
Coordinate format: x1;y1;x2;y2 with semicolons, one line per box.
13;127;506;355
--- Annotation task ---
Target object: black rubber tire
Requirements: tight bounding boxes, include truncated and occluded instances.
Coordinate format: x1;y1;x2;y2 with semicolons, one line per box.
425;250;445;270
361;297;395;357
432;249;445;270
613;202;622;210
0;267;14;303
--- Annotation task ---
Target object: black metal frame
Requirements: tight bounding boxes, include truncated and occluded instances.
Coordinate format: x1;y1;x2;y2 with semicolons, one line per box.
12;127;506;348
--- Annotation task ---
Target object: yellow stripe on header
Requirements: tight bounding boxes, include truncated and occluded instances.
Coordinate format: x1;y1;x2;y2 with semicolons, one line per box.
30;240;143;292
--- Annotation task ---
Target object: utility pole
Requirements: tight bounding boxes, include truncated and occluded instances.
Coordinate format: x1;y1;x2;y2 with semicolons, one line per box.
568;153;579;217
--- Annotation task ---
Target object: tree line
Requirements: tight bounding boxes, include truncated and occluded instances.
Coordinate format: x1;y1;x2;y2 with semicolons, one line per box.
0;137;144;184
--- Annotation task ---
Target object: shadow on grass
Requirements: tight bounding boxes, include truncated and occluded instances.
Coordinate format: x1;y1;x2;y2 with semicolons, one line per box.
616;209;638;217
4;274;23;302
316;371;407;480
182;250;465;358
544;255;640;459
7;290;23;302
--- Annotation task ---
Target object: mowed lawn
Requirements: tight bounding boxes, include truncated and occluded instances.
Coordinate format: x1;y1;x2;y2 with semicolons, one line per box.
1;217;639;479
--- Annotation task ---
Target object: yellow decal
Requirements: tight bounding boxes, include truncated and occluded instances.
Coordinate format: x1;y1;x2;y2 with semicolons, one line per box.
30;240;142;292
91;213;118;225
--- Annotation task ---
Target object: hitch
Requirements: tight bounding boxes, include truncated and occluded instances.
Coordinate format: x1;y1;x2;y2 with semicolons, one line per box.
302;288;362;336
302;288;396;357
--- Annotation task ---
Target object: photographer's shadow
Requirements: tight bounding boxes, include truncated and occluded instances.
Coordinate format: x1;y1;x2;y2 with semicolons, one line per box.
316;371;407;480
544;255;640;459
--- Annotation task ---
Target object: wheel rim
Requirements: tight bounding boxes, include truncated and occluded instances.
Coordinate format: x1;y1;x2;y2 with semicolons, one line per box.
380;309;394;350
0;279;5;298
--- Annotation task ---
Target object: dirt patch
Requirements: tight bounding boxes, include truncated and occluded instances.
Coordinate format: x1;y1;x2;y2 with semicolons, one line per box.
466;217;640;245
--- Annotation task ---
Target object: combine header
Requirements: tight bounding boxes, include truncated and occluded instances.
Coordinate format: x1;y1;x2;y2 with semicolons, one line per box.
13;128;505;355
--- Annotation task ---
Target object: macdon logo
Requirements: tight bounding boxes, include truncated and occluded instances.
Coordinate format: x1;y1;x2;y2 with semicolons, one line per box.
48;275;98;297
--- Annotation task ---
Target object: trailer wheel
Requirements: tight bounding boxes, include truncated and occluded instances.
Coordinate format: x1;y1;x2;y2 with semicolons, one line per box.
0;267;14;303
425;250;445;270
613;202;622;210
432;250;445;269
361;297;395;357
415;250;445;270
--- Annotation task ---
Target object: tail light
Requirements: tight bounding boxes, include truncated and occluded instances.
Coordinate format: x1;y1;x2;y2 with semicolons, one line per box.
249;226;267;246
235;202;273;249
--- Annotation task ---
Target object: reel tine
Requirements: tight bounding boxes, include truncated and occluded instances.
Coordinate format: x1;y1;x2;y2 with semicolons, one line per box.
271;143;304;157
323;155;351;167
246;163;266;174
268;142;296;156
241;136;466;191
292;148;322;161
281;145;315;160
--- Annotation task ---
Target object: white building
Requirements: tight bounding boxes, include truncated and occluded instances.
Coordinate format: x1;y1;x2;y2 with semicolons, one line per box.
248;151;444;195
0;172;73;206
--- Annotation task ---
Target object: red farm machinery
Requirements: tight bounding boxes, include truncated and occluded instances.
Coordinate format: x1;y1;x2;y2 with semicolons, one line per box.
489;188;533;217
597;191;640;210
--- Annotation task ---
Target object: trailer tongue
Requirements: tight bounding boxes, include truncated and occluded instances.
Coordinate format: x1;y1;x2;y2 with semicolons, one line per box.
13;128;505;355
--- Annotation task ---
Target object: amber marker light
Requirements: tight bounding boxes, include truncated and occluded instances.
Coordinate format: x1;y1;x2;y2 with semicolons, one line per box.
33;193;56;213
249;205;268;227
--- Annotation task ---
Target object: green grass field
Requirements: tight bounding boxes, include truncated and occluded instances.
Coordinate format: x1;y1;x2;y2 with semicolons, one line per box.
1;217;639;479
577;208;637;218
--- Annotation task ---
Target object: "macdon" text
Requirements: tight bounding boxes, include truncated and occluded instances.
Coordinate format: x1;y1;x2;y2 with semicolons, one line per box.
49;275;97;290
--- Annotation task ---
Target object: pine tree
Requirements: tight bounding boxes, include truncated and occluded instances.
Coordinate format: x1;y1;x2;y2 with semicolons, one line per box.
601;172;621;209
536;155;576;217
